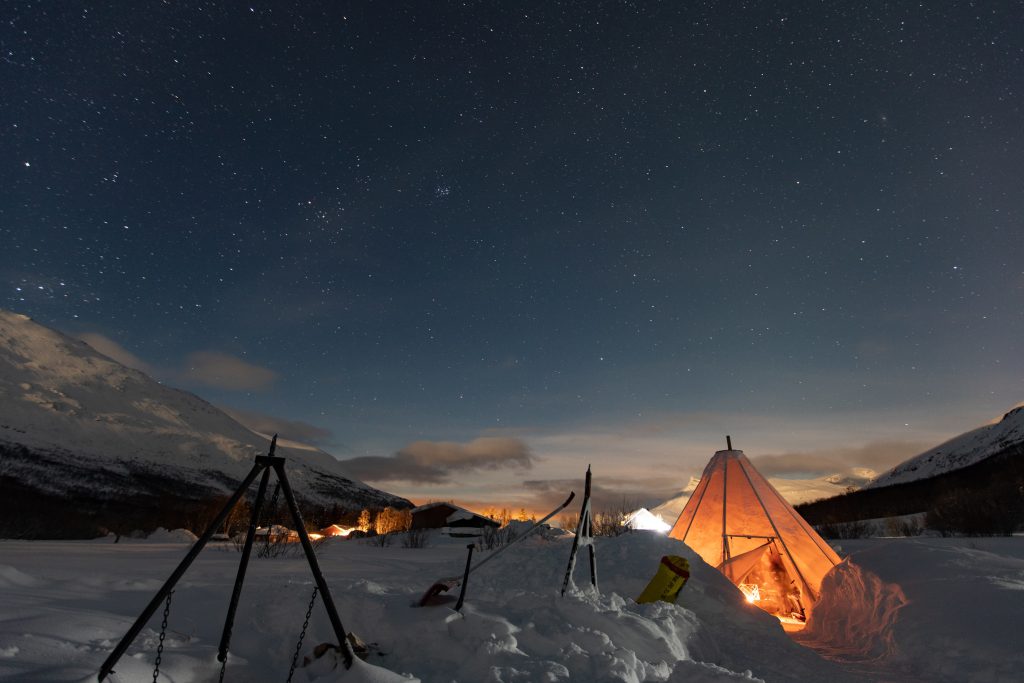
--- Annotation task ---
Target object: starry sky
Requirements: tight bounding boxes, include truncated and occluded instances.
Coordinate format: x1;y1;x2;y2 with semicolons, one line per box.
3;2;1022;513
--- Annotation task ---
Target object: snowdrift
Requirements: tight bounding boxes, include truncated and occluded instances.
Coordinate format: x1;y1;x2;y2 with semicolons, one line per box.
0;532;853;682
5;533;1023;682
798;537;1024;682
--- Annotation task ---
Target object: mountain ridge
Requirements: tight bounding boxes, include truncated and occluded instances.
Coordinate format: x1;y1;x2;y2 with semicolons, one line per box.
867;405;1024;489
0;310;409;536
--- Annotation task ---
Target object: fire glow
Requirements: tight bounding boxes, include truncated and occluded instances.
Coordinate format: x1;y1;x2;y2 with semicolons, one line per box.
738;583;761;604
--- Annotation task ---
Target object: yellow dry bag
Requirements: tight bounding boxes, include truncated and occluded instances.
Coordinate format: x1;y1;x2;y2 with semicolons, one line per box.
636;555;690;604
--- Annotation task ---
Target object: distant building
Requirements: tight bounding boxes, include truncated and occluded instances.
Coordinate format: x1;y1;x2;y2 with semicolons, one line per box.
254;524;298;543
320;524;357;538
410;502;500;537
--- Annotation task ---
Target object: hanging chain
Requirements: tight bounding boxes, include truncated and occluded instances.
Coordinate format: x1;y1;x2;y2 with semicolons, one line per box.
285;586;319;683
218;651;228;683
266;483;282;525
255;483;283;557
151;590;174;683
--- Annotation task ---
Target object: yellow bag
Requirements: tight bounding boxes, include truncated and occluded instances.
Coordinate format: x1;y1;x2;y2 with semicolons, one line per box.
636;555;691;604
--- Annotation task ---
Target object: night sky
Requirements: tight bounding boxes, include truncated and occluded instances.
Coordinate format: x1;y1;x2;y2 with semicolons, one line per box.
3;2;1022;511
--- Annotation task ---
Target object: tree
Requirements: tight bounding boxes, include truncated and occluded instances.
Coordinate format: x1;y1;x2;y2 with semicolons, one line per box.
358;508;376;533
375;507;412;535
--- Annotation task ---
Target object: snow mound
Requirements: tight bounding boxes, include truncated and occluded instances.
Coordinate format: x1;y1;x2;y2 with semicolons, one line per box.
0;565;39;589
144;528;200;543
503;519;568;540
666;660;764;682
798;538;1024;682
333;531;855;682
796;559;907;661
307;651;420;682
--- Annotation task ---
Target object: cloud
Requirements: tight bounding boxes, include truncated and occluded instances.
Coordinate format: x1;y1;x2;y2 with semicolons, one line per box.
339;437;536;483
77;333;279;393
182;351;278;391
77;333;155;374
521;476;680;514
220;406;333;445
750;440;930;477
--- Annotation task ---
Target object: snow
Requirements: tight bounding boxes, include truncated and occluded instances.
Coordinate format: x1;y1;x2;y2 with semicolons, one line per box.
139;528;200;543
867;405;1024;489
1;531;1022;682
798;537;1024;682
445;510;479;523
0;309;406;511
410;502;453;513
624;509;671;533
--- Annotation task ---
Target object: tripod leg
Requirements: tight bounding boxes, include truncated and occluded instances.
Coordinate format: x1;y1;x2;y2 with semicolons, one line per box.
587;541;598;590
274;462;355;669
218;465;273;662
98;462;265;682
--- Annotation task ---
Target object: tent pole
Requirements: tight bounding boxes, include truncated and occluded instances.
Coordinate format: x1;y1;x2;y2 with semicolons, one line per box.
676;462;713;541
763;475;842;567
721;452;730;566
735;457;816;602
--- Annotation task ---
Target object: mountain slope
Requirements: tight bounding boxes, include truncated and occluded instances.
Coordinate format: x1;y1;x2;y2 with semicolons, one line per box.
867;406;1024;489
0;310;409;534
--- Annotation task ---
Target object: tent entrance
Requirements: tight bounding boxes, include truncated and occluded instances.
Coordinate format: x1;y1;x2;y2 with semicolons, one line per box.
719;535;807;629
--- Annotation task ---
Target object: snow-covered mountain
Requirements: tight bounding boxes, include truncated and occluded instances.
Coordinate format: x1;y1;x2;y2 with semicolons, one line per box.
0;310;408;515
867;405;1024;489
770;467;877;505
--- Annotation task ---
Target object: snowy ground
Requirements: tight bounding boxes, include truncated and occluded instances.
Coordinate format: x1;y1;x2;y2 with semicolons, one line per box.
1;532;1022;683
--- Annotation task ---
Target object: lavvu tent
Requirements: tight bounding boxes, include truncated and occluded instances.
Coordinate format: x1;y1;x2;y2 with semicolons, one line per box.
669;438;841;629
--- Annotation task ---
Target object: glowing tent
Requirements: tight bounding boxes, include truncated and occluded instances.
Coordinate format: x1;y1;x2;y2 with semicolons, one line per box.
669;439;841;629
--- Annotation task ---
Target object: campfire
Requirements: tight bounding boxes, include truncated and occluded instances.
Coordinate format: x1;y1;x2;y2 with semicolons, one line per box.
738;583;760;603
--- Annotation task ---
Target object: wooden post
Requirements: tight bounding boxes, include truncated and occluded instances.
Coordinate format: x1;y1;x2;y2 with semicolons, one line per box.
454;544;475;612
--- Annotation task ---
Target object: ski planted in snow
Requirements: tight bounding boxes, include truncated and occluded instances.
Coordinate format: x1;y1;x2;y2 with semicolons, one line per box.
560;465;597;596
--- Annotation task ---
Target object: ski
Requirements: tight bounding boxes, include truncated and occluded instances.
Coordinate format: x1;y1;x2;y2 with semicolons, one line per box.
417;490;576;606
560;465;596;596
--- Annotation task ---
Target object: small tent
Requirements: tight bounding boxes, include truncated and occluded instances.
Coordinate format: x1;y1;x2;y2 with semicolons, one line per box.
669;441;841;629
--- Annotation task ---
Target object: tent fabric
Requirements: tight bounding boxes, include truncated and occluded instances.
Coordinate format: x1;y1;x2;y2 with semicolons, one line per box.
717;541;772;583
669;448;841;612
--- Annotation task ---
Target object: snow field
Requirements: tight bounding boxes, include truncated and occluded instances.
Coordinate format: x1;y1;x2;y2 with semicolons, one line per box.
800;537;1024;682
0;532;852;682
4;532;1024;682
